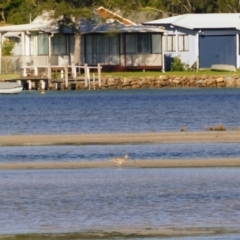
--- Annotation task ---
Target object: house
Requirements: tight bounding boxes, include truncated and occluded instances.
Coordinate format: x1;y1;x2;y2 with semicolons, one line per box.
0;7;165;74
143;13;240;70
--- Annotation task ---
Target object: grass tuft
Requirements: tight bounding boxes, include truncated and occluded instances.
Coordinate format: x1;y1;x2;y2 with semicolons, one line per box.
205;124;226;131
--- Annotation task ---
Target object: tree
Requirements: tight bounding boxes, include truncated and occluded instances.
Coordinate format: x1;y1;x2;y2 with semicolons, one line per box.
32;0;102;65
37;0;135;65
217;0;240;12
0;0;22;23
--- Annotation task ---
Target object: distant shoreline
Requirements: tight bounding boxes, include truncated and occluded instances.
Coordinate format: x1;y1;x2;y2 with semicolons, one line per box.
0;131;240;146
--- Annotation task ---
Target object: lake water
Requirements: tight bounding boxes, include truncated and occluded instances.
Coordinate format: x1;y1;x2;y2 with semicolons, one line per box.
1;143;240;163
1;88;240;239
1;168;240;239
0;88;240;134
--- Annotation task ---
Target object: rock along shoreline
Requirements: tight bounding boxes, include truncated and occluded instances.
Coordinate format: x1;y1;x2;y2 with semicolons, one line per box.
66;74;240;90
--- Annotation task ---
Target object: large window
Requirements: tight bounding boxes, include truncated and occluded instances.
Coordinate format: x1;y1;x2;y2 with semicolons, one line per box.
126;34;161;54
38;34;49;55
179;35;189;51
85;34;119;65
126;34;151;53
52;34;67;55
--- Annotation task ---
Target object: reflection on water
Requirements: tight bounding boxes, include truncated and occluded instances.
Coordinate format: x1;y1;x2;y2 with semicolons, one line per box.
1;143;240;163
1;168;240;236
1;88;240;134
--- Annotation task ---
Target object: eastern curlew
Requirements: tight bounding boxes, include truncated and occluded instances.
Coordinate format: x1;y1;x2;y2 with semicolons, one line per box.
110;154;138;168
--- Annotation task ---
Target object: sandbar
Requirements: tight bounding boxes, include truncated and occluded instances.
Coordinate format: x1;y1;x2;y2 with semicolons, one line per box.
1;158;240;169
0;131;240;146
1;131;240;169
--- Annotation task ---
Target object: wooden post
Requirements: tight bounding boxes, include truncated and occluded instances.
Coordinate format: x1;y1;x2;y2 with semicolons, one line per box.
0;33;2;75
93;74;95;90
40;80;45;90
34;55;38;76
48;62;51;80
88;74;91;90
27;80;32;90
72;61;77;79
97;63;101;87
84;63;88;88
64;64;68;90
23;68;27;77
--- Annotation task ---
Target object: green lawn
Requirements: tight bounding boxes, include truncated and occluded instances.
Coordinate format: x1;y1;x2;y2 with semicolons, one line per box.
0;73;20;80
101;69;240;78
0;69;239;81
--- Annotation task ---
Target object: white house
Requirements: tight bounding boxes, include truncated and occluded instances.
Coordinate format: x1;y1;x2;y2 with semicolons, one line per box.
144;13;240;70
0;8;165;74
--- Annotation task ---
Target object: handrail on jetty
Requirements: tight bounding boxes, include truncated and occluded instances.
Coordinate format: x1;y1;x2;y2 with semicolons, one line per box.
22;62;102;90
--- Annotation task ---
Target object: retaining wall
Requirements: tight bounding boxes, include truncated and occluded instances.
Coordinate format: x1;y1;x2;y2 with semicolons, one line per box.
28;74;240;90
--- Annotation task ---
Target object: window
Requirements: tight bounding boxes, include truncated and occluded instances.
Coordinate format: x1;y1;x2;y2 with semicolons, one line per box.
52;34;67;55
167;35;176;52
179;35;189;51
126;34;152;54
85;34;119;65
38;34;49;55
126;34;137;53
152;34;161;54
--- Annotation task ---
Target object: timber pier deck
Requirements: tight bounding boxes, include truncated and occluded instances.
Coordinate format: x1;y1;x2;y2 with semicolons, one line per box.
6;76;101;90
4;63;102;91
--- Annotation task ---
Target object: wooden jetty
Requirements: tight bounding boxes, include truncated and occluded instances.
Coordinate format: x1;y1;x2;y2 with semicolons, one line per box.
5;63;102;91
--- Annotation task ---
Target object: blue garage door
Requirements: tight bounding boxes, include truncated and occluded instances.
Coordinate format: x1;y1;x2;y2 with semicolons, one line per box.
199;35;236;68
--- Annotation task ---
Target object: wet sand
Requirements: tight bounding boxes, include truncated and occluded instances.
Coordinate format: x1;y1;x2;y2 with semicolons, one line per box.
1;158;240;170
0;131;240;146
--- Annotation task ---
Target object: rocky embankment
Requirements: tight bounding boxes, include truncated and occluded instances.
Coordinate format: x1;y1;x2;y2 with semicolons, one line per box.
53;74;240;90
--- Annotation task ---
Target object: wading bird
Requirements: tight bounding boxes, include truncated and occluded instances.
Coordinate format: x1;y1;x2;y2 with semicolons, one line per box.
110;154;138;168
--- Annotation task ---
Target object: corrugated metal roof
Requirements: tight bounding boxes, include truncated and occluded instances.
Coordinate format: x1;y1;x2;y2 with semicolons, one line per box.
0;22;164;35
3;31;21;37
0;23;55;33
144;13;240;30
80;21;165;33
97;6;136;25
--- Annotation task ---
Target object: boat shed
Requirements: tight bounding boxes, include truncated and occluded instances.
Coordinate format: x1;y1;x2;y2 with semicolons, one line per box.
143;13;240;70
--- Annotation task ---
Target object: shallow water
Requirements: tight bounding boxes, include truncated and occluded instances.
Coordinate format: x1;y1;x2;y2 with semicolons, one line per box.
1;88;240;239
1;88;240;134
1;168;240;237
0;143;240;163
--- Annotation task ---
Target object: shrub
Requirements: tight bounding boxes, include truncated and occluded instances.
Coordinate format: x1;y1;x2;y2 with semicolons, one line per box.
180;126;187;132
171;56;189;71
2;39;15;56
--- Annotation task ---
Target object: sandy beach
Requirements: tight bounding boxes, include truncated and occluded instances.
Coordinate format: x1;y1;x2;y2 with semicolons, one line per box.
0;131;240;169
